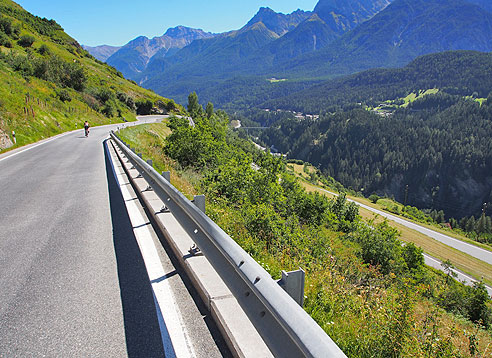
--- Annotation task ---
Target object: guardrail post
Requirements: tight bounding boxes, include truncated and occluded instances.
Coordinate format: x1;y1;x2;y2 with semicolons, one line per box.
193;195;206;213
277;269;305;307
146;159;153;167
162;171;171;182
137;153;142;159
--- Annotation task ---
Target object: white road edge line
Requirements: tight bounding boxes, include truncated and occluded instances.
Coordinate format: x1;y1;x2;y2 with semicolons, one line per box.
108;141;195;358
0;131;74;163
321;188;492;257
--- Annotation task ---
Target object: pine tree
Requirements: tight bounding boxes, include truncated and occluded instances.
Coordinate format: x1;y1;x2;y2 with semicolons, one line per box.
205;102;214;119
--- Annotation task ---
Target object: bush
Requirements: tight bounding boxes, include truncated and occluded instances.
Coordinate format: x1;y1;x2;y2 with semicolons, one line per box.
126;96;136;111
116;92;128;104
32;55;87;91
0;16;13;35
95;87;114;103
37;43;50;55
0;32;12;48
369;194;379;203
136;99;153;115
57;89;71;102
102;100;116;117
166;99;177;112
18;34;35;47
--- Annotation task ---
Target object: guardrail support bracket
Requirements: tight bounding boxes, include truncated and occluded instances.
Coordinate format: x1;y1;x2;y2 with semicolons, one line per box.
189;244;202;256
162;171;171;182
193;195;206;213
277;268;305;307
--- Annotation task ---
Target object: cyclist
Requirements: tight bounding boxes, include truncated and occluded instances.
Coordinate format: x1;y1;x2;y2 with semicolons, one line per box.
84;121;90;137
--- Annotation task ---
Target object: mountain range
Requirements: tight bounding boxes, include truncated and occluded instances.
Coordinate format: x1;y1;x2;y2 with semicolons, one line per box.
85;0;492;108
105;26;214;80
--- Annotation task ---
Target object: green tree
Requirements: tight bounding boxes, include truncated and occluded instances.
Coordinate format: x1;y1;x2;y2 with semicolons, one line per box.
466;216;476;233
402;243;424;271
205;102;214;119
18;34;35;47
352;220;402;274
187;91;202;118
466;282;491;327
136;99;153;115
369;194;379;203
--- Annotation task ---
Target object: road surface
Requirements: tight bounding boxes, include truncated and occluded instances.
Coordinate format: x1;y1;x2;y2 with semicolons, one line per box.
0;117;228;357
321;189;492;295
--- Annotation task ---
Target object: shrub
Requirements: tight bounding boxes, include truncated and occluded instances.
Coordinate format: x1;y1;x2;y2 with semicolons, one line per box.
95;87;114;103
18;34;35;47
37;43;50;55
369;194;379;203
116;92;128;104
102;100;116;117
166;99;177;112
0;32;12;48
32;55;86;91
57;89;71;102
0;16;13;35
126;96;136;111
136;99;153;115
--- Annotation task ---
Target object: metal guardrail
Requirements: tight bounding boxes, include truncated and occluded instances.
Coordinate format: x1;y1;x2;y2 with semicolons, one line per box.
110;131;347;358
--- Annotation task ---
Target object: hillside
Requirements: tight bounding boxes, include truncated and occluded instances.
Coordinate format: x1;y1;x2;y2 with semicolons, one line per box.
265;51;492;112
0;0;182;151
117;97;492;357
255;51;492;219
280;0;492;78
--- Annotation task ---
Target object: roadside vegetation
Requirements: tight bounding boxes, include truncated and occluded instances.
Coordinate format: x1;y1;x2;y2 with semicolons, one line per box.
118;93;492;357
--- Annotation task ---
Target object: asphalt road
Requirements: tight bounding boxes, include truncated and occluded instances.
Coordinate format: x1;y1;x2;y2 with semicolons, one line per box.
321;189;492;295
321;188;492;264
0;118;228;357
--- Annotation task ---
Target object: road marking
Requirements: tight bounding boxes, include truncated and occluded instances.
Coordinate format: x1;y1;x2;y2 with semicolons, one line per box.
423;254;492;296
321;188;492;260
0;131;74;163
107;141;195;358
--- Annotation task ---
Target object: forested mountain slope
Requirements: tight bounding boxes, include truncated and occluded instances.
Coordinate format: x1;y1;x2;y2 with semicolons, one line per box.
265;51;492;113
258;52;492;219
139;0;394;105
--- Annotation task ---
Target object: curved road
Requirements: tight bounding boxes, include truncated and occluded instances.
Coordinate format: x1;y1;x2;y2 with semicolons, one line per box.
0;117;226;357
321;189;492;295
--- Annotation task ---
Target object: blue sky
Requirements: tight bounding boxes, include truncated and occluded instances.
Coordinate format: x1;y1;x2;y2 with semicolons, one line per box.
15;0;319;47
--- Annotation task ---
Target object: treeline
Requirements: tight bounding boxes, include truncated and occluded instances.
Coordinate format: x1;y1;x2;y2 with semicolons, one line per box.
262;51;492;114
260;95;492;219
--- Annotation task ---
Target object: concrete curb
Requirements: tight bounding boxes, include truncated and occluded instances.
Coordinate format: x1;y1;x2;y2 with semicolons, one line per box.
109;139;273;358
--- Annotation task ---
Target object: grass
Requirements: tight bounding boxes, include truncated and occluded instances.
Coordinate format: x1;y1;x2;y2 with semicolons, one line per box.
117;122;197;199
0;0;183;153
117;122;492;357
401;88;439;107
289;166;492;286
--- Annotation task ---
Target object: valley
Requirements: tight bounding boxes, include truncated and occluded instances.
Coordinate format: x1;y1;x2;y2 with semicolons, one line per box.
3;0;492;356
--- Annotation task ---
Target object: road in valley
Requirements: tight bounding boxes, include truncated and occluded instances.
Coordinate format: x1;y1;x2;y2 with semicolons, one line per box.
0;117;228;357
320;189;492;295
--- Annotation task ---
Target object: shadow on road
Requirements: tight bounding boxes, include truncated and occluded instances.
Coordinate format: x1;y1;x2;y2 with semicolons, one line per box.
103;141;166;358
